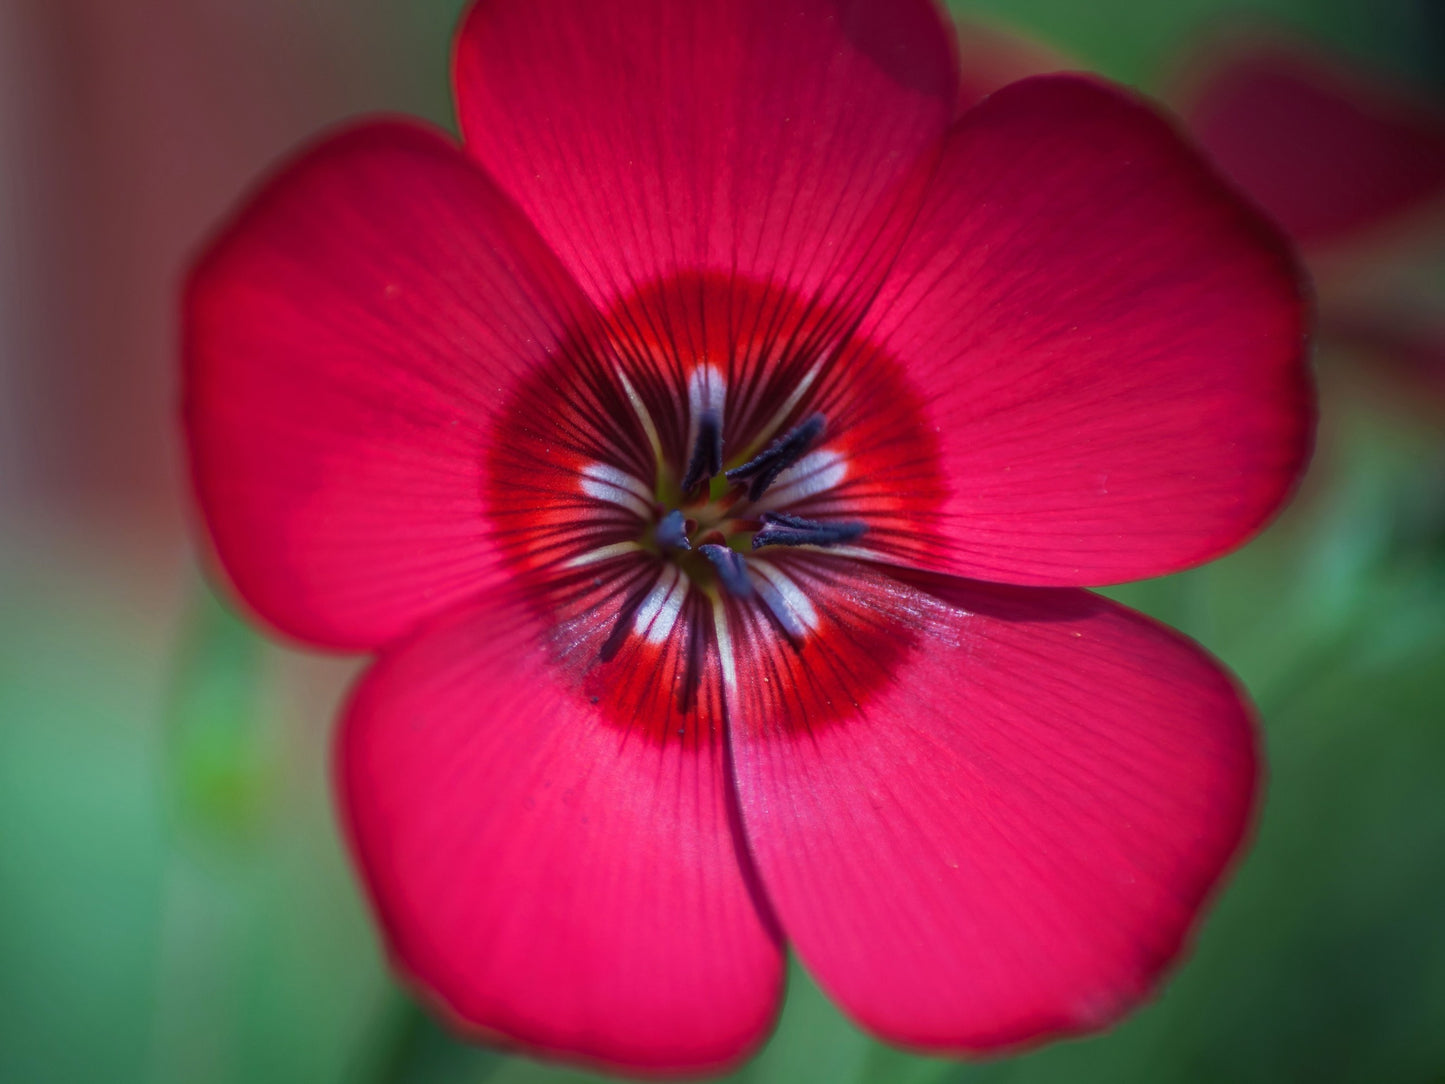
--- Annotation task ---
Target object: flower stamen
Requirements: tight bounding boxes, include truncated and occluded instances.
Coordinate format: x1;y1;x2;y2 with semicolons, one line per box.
682;364;728;492
681;407;723;492
656;508;691;551
699;543;754;598
752;511;866;550
726;413;826;501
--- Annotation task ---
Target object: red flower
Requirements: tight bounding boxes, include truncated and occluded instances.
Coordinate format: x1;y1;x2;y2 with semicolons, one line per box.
183;0;1313;1074
1176;36;1445;401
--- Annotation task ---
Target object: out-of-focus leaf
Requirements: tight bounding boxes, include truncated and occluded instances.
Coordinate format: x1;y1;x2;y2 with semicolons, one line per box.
164;589;271;843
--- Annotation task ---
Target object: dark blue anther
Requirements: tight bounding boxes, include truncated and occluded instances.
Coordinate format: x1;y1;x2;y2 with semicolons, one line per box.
699;544;754;597
656;508;691;551
681;408;723;493
751;511;866;550
725;413;825;501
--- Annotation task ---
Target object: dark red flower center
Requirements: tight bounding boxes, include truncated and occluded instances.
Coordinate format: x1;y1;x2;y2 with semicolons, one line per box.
486;274;946;739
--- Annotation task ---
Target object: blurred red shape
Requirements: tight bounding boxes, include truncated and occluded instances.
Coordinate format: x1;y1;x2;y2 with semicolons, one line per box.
1175;34;1445;409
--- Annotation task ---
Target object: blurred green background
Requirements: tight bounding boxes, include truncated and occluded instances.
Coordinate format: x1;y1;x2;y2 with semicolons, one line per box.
1;1;1442;1082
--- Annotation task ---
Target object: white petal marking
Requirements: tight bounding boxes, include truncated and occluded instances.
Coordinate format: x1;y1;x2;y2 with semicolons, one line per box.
649;573;689;644
616;368;663;466
563;541;643;569
750;560;820;636
632;564;677;633
686;363;727;449
633;565;689;644
749;449;847;512
579;461;653;520
818;544;881;562
581;461;653;501
688;363;727;418
711;597;738;696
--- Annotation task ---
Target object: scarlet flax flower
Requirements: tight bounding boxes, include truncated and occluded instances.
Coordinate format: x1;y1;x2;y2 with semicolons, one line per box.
184;0;1313;1074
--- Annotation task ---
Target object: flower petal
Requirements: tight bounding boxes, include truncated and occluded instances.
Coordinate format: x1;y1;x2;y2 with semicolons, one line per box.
860;75;1312;586
184;120;600;649
727;567;1258;1052
453;0;957;358
338;591;784;1073
1178;40;1445;250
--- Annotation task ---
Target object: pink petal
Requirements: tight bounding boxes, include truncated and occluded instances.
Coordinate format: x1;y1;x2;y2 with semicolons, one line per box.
338;590;784;1073
184;120;599;649
861;75;1312;586
453;0;957;358
728;568;1258;1052
1178;40;1445;249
